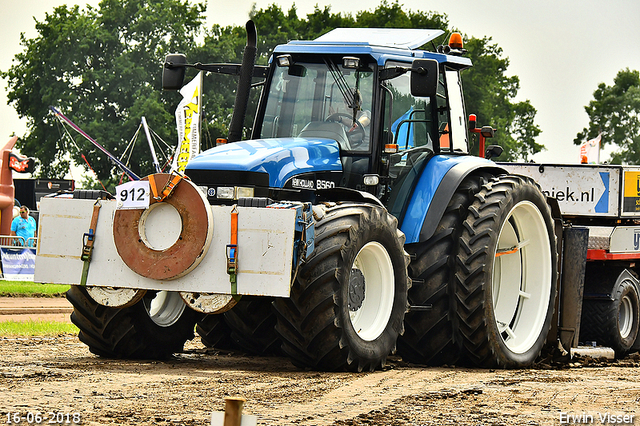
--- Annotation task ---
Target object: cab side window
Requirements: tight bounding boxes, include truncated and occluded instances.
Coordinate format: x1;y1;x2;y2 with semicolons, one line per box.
381;60;438;218
381;61;435;151
444;68;468;152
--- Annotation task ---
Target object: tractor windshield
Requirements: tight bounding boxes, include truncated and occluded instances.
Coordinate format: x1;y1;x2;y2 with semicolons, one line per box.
259;57;374;152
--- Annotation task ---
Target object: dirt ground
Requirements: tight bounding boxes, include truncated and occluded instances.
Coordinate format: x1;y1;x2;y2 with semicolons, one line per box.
0;333;639;426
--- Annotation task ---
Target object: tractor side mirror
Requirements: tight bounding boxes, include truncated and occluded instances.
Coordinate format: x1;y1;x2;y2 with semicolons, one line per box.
485;144;504;160
162;54;187;91
410;59;439;98
480;126;495;138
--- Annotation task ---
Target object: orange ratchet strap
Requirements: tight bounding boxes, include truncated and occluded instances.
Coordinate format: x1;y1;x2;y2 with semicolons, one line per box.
496;243;524;258
226;205;239;293
80;200;102;286
149;173;185;202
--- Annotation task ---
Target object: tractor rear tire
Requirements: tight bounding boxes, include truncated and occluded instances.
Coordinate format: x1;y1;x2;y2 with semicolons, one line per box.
398;173;490;365
455;175;558;368
223;297;282;355
197;298;281;355
580;270;640;358
196;314;234;350
273;203;410;372
67;286;197;359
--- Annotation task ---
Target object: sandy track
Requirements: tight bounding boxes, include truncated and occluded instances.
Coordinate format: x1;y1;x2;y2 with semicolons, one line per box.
1;334;639;426
0;297;73;323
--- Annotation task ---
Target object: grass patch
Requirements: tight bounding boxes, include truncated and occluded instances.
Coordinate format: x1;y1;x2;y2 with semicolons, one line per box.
0;320;78;336
0;280;70;297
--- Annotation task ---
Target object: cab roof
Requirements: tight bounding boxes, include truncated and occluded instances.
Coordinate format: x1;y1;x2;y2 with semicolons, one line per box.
273;28;472;69
314;28;443;50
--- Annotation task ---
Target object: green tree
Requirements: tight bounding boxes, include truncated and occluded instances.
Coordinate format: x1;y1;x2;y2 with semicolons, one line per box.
302;5;355;40
248;1;541;161
249;1;449;54
3;0;543;186
191;24;253;149
2;0;204;189
354;0;448;31
574;68;640;165
462;37;542;160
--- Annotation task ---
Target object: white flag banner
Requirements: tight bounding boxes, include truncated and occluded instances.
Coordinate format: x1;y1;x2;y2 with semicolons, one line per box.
580;133;601;164
172;71;203;173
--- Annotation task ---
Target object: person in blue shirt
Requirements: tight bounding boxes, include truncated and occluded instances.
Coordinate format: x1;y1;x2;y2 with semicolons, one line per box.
10;206;37;246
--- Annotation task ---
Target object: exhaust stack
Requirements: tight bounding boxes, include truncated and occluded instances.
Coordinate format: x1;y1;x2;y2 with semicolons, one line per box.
227;20;258;143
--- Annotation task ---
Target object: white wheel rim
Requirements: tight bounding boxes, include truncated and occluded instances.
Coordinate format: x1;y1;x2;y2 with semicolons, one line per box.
349;242;395;341
492;201;552;354
86;286;146;308
619;293;634;339
144;291;186;327
180;291;238;314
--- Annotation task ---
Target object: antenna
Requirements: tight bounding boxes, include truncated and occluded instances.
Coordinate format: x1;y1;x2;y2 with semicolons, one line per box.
141;117;162;174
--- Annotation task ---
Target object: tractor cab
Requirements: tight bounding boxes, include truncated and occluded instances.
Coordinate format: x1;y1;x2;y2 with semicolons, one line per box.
175;28;473;218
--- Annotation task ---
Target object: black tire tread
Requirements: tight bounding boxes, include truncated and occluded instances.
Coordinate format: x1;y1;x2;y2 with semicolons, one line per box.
398;173;490;365
223;297;282;355
580;277;640;357
580;300;615;344
67;286;196;359
454;175;557;368
272;203;409;372
196;314;234;349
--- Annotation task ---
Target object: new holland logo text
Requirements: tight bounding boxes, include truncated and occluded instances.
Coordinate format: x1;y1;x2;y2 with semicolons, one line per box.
291;178;336;190
292;178;314;189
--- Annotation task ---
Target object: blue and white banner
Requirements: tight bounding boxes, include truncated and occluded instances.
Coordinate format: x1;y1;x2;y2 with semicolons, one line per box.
1;247;36;281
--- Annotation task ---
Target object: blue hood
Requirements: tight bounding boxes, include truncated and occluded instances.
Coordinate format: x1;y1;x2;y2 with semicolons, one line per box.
185;137;342;188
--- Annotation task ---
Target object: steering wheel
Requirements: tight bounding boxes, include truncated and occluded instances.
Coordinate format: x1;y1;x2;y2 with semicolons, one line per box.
326;113;366;148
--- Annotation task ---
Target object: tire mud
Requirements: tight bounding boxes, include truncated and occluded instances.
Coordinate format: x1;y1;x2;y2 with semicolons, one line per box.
1;335;638;425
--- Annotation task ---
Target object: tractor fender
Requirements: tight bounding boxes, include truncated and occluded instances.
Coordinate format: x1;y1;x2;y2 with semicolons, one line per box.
400;155;506;243
316;187;385;207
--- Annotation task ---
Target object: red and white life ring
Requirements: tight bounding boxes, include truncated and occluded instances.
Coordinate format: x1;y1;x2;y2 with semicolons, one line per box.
113;173;213;280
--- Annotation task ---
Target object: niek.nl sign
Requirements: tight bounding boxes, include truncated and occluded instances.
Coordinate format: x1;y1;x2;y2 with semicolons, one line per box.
500;164;619;217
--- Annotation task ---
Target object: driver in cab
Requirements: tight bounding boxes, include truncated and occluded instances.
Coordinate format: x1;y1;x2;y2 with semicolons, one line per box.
327;89;371;149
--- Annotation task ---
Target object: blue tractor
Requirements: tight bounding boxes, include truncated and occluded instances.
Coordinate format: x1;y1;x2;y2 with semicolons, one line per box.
39;23;558;371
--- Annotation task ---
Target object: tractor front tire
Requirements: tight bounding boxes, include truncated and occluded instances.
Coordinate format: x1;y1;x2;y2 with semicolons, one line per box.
455;175;558;368
67;286;197;359
273;203;410;372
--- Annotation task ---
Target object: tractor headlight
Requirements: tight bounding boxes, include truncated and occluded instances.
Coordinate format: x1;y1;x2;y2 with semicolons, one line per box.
342;56;360;69
217;186;255;200
235;187;254;199
276;54;292;67
217;187;235;199
363;174;379;186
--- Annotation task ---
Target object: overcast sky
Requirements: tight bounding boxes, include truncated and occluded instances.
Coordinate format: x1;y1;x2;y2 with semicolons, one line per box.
2;0;640;166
